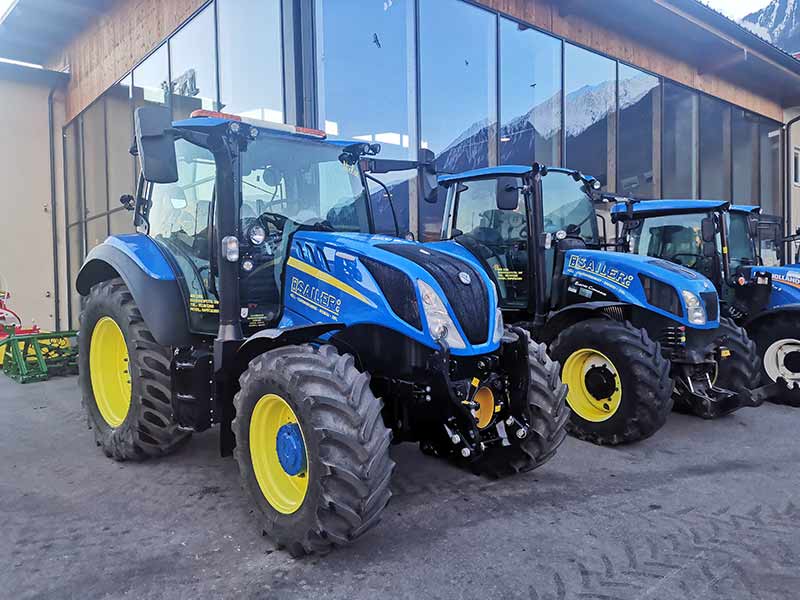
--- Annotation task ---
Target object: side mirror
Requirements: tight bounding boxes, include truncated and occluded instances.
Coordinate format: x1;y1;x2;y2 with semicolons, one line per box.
496;177;520;211
134;106;178;184
700;216;716;243
420;148;438;204
702;241;717;258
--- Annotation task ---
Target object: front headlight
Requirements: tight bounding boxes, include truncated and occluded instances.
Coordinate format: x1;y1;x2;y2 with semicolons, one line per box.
418;279;466;349
681;290;706;325
490;282;504;344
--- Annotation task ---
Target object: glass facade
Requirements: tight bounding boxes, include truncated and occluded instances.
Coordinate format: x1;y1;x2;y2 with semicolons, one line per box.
564;43;616;190
499;18;561;167
63;0;786;322
618;64;660;198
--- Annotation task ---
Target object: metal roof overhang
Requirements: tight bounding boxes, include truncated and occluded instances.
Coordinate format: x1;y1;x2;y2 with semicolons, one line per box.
555;0;800;108
0;0;110;65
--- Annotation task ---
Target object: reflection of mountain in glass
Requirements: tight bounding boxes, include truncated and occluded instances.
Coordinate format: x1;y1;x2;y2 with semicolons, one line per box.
435;75;658;176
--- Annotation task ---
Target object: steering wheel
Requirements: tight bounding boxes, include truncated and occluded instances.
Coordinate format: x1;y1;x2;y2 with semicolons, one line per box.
259;211;288;231
664;253;703;267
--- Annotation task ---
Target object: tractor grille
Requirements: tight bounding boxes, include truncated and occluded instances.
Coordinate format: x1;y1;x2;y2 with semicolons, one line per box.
377;244;489;345
360;257;422;330
639;275;682;318
701;292;719;321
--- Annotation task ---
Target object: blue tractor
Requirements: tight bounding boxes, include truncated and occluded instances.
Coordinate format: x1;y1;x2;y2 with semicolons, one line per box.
75;108;568;556
612;199;800;405
437;164;760;445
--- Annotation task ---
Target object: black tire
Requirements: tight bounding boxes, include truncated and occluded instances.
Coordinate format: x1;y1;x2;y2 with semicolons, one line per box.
750;314;800;407
79;278;189;460
472;332;569;477
233;344;394;557
713;317;760;410
549;319;673;445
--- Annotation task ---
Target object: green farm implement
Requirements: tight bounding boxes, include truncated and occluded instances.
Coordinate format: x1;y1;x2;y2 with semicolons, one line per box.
0;326;78;383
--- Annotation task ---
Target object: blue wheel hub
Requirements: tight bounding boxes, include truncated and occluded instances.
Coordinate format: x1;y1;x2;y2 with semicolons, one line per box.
276;423;306;476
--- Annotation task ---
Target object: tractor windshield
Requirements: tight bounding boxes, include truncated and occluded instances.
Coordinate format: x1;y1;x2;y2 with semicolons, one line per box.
240;135;369;234
541;172;599;245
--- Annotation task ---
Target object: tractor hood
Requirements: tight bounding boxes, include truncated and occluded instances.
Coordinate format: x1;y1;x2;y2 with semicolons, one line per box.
563;249;719;329
279;231;503;355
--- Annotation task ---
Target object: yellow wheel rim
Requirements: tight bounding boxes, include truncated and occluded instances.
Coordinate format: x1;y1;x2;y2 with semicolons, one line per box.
89;317;132;428
250;394;309;515
562;348;622;423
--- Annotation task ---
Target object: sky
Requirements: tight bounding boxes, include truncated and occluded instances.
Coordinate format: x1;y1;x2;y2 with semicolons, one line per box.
701;0;773;20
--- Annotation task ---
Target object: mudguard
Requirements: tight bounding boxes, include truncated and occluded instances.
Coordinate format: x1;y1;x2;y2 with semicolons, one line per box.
538;301;628;344
75;234;192;347
235;323;344;371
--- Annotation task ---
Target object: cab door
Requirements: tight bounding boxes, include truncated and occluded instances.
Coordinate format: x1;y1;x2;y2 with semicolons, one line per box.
146;138;219;335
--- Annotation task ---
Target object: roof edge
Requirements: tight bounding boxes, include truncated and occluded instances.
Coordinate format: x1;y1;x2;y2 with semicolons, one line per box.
0;61;69;87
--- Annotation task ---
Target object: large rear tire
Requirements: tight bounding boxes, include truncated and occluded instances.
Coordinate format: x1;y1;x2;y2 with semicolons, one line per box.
79;278;190;460
233;344;394;557
751;314;800;407
472;332;569;477
550;319;673;445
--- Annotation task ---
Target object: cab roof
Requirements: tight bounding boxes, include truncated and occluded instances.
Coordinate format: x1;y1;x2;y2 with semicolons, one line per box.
611;199;730;221
730;205;762;214
438;165;532;185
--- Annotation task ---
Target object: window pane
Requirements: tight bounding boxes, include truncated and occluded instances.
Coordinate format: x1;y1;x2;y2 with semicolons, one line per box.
499;18;561;167
64;121;82;225
316;0;417;234
218;0;283;122
699;95;731;201
86;215;108;252
106;75;135;214
82;100;108;218
67;223;84;329
170;6;218;119
760;118;781;215
109;208;135;235
564;44;616;190
732;108;759;205
133;45;168;108
618;65;659;198
419;0;497;239
662;82;698;198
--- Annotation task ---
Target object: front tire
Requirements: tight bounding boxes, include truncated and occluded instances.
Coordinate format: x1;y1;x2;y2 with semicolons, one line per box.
549;319;673;445
713;317;760;412
472;333;569;477
751;315;800;406
233;344;394;557
79;278;189;460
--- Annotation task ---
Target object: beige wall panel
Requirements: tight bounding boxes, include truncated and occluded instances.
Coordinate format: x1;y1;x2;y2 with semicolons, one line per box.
0;81;57;329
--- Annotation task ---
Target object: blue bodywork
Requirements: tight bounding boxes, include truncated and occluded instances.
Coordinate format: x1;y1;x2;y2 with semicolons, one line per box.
561;250;719;329
611;199;730;220
280;231;500;356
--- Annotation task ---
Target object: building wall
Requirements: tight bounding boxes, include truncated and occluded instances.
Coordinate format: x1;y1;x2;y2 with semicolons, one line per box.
0;79;58;330
49;0;785;125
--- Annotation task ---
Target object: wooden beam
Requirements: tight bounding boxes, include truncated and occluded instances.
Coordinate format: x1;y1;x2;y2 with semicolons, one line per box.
699;47;749;75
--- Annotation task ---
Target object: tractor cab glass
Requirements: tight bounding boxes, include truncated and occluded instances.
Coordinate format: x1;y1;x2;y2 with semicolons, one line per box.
541;172;599;245
628;213;720;282
727;211;758;269
148;139;218;334
237;135;370;329
452;177;529;308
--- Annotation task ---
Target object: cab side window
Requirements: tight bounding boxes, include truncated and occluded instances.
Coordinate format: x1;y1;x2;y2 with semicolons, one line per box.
148;139;217;334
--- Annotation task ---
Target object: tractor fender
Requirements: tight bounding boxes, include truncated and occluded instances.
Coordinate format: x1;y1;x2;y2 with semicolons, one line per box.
76;235;192;347
538;301;629;345
235;323;346;373
742;303;800;335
